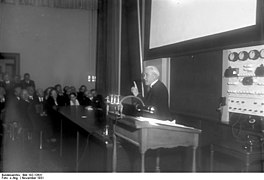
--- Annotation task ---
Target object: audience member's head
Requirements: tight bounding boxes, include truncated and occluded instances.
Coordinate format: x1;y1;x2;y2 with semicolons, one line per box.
55;84;63;94
14;75;21;83
26;86;35;96
84;90;93;99
44;87;52;99
63;86;69;93
70;86;76;94
23;73;31;81
90;89;97;97
20;89;29;101
49;88;58;99
14;86;22;97
3;73;10;82
69;92;77;101
36;88;44;97
79;85;87;93
64;86;71;95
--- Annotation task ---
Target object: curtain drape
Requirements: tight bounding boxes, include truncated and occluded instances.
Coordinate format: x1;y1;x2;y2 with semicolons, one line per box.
96;0;143;97
96;0;122;96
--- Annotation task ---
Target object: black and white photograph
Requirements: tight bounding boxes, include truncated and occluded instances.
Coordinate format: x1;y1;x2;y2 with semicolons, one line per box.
0;0;263;178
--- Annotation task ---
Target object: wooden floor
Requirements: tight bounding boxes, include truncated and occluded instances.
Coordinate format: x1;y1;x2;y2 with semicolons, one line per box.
0;130;262;172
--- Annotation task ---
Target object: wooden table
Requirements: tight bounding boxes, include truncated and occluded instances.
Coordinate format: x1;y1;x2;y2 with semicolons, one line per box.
58;106;112;171
111;115;201;172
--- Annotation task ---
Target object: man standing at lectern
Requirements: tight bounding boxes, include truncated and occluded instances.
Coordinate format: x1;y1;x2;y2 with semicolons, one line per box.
131;66;171;120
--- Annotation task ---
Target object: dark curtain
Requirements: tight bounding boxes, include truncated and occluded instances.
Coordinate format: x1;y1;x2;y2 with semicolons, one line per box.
120;0;142;96
96;0;142;97
96;0;121;96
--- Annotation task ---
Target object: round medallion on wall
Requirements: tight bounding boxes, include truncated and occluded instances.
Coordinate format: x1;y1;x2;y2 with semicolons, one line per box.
260;49;264;59
238;51;248;61
228;52;238;62
249;50;260;60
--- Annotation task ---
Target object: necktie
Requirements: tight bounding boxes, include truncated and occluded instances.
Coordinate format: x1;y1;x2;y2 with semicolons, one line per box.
145;87;152;103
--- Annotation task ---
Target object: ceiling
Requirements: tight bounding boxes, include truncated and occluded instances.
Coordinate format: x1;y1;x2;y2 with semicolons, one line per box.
0;0;98;11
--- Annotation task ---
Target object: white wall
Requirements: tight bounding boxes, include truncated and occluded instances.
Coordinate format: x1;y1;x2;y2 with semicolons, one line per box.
0;4;97;89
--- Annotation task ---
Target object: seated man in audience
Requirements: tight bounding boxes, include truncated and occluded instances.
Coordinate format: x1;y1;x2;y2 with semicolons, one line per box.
34;88;54;146
4;86;22;136
5;86;21;119
45;88;62;142
91;89;105;110
35;88;46;116
63;85;71;105
21;73;36;90
54;84;63;96
18;89;34;139
2;73;14;98
69;86;77;94
79;90;93;107
44;87;52;101
77;85;87;103
63;85;69;95
46;88;66;116
46;88;59;111
13;74;22;88
54;84;66;106
27;86;37;103
69;92;80;106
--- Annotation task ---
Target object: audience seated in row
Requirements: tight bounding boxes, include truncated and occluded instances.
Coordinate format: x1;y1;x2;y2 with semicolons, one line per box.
0;72;105;145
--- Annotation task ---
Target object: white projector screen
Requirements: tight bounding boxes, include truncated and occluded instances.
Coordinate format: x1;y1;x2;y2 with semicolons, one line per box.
149;0;257;49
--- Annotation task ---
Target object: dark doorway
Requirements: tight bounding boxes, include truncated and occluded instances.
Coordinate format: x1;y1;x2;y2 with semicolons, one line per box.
0;53;20;79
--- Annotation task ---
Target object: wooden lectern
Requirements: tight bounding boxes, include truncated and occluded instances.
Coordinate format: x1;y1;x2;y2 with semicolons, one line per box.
112;115;201;172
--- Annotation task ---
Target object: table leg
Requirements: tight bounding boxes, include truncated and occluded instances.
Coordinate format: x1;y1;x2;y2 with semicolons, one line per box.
141;152;145;172
60;119;63;157
76;131;79;172
155;149;160;172
210;144;214;172
192;146;197;172
113;132;117;172
105;141;113;172
245;155;250;172
39;130;43;150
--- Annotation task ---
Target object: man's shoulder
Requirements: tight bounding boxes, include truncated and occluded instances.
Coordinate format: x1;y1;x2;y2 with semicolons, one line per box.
152;80;168;95
153;80;166;89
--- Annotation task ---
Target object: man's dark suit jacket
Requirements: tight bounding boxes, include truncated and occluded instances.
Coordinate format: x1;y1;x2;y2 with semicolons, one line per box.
79;96;93;107
21;79;36;89
142;80;171;120
18;99;34;130
5;95;21;123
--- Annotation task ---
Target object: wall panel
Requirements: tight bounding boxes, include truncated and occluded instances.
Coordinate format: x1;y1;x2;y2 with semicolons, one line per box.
170;51;222;121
